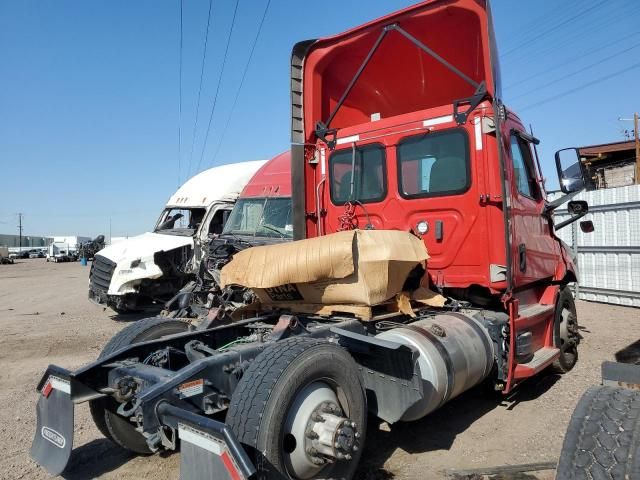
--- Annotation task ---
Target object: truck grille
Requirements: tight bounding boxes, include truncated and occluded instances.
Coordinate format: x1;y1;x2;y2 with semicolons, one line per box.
90;255;116;293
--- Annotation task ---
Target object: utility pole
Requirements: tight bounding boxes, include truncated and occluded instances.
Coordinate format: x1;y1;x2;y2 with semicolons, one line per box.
17;213;23;250
618;113;640;185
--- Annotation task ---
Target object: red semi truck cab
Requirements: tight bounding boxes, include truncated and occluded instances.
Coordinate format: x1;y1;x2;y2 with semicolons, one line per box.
291;0;576;299
291;0;585;390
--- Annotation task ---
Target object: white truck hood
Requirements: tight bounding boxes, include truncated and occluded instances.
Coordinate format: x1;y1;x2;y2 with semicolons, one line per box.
94;232;193;296
97;232;193;264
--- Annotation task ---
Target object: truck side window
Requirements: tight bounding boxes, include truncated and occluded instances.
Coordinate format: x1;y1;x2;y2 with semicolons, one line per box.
208;209;230;235
397;129;470;198
329;144;386;204
510;135;538;199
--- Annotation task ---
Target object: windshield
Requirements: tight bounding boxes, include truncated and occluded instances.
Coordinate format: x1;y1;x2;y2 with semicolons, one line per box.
155;207;207;236
222;197;293;239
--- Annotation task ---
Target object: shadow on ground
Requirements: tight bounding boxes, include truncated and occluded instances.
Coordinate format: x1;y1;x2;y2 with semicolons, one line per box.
61;439;134;479
354;373;561;480
108;309;162;323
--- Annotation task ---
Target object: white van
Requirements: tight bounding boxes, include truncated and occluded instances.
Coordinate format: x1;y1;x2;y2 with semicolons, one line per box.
89;161;265;312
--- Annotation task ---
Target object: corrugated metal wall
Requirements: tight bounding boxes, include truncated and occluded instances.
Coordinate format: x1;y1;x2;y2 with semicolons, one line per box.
549;185;640;307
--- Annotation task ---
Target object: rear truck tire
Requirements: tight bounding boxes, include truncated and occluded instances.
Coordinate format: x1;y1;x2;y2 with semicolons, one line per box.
551;286;579;373
556;385;640;479
226;337;367;480
89;317;189;454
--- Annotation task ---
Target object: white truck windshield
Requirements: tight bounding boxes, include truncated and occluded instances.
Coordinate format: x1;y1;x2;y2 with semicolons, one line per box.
155;207;207;236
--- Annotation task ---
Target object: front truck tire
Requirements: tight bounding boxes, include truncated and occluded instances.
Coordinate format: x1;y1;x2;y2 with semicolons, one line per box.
227;337;367;480
89;317;189;454
557;385;640;479
552;285;580;373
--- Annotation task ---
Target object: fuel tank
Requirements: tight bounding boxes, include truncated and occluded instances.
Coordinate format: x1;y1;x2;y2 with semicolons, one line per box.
376;313;494;421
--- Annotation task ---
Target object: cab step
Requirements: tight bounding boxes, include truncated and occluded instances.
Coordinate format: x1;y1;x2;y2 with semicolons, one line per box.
514;347;559;379
516;304;554;329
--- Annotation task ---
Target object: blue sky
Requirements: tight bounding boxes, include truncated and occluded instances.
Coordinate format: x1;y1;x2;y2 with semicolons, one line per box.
1;0;638;238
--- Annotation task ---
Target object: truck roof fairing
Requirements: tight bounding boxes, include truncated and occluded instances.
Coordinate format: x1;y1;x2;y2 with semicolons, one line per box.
293;0;501;144
241;151;292;198
167;160;267;208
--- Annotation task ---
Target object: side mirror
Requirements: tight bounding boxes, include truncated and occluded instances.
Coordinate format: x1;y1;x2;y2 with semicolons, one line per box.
580;220;594;233
567;200;588;215
554;200;590;231
555;148;585;193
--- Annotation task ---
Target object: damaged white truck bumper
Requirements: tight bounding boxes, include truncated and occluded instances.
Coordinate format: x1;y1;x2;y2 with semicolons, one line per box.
89;232;193;311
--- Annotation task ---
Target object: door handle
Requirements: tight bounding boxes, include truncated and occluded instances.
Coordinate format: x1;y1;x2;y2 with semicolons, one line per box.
435;220;444;242
518;243;526;272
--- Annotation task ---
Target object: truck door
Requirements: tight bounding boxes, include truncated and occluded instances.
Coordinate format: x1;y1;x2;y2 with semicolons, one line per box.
192;205;232;273
318;115;495;290
505;125;559;288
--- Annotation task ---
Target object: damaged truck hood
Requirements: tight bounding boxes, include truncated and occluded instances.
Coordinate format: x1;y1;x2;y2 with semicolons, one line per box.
95;232;193;296
97;232;193;265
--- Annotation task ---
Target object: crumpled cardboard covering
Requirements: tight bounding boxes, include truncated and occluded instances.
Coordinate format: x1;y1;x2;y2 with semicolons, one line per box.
396;287;448;317
220;229;429;306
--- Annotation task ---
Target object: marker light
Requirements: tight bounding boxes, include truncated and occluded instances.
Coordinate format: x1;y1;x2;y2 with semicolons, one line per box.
417;221;429;234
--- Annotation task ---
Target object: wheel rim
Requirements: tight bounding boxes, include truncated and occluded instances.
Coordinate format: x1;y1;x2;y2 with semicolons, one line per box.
283;381;360;479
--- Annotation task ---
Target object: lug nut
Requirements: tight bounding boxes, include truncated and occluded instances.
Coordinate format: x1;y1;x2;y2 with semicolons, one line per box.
305;429;318;439
345;454;352;460
353;445;358;452
354;432;361;438
351;422;357;428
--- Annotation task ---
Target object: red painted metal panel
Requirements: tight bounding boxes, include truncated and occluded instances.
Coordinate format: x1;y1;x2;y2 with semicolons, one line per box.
241;151;291;198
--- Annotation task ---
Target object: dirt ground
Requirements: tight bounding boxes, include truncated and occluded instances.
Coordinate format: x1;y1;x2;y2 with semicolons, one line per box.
0;260;638;480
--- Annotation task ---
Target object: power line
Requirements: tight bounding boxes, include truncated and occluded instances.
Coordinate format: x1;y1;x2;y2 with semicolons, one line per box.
508;41;640;102
499;0;581;50
210;0;271;167
195;0;240;174
186;0;214;179
505;30;640;90
519;61;640;112
503;6;637;68
177;0;184;186
501;0;608;58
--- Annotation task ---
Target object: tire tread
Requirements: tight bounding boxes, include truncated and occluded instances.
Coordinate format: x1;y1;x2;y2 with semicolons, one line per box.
227;337;324;447
557;385;640;479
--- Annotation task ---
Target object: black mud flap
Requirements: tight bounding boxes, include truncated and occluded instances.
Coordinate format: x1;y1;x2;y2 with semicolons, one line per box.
30;367;74;476
157;403;256;480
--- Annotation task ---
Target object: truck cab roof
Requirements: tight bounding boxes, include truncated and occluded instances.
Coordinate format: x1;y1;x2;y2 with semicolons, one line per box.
166;160;267;208
240;151;291;199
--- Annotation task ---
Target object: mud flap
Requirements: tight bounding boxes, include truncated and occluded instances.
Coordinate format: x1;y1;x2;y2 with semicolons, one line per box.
30;369;74;476
157;403;256;480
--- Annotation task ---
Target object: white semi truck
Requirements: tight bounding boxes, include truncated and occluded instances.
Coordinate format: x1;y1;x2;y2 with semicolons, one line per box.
89;161;266;312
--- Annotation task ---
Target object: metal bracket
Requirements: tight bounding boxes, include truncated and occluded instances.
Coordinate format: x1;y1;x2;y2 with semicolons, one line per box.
453;82;488;125
315;122;338;150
